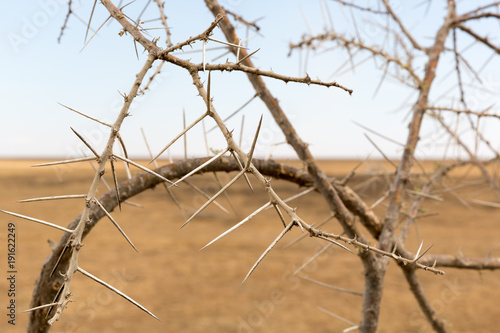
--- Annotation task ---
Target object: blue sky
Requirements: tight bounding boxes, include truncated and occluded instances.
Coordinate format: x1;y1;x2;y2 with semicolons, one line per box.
1;1;499;160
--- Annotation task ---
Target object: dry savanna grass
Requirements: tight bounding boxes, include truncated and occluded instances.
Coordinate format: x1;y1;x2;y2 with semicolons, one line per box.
0;158;499;332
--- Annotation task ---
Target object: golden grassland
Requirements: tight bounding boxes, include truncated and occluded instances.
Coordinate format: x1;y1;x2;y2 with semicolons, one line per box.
0;158;499;332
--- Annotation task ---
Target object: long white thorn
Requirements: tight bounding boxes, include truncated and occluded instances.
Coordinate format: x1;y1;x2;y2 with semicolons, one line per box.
239;115;245;147
245;115;263;170
180;169;246;228
70;127;100;158
171;147;229;188
32;157;96;167
0;210;73;233
84;0;97;41
414;240;424;260
202;39;206;72
207;71;212;110
263;187;316;212
317;306;358;326
202;119;210;155
84;0;98;43
207;94;258;134
202;118;238;215
58;103;112;127
272;203;287;228
113;154;177;187
292;243;333;276
207;37;249;49
297;276;362;296
343;325;360;333
317;235;355;255
201;202;272;250
236;48;260;65
94;199;138;252
231;151;253;192
116;134;132;179
414;243;434;263
77;267;160;321
80;15;112;52
109;157;122;211
17;194;86;203
50;241;70;277
470;199;500;208
241;222;294;285
21;302;60;313
149;112;208;164
184;180;231;215
212;171;239;216
236;40;242;62
142;127;186;217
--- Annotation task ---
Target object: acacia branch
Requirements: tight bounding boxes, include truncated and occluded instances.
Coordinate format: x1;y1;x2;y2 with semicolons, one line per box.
381;0;426;52
160;53;353;92
152;0;172;47
223;8;261;31
427;106;500;120
456;24;500;54
334;0;387;15
379;1;457;251
29;53;157;329
430;111;500;191
101;0;351;93
160;14;225;54
29;156;500;331
58;0;72;43
203;2;391;330
453;11;500;24
400;266;447;332
289;32;421;86
419;254;500;270
461;1;500;17
27;1;500;331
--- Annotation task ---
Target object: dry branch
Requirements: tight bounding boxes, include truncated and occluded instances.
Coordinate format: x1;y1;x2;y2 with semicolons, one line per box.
33;54;158;327
27;157;472;331
21;1;500;332
285;1;500;331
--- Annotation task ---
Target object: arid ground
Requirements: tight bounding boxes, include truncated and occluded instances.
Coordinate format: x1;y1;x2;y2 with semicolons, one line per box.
1;159;499;333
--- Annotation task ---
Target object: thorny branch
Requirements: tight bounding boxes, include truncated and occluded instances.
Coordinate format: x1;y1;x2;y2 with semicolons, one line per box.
8;0;500;332
27;155;500;327
48;54;157;326
22;1;355;330
288;0;500;332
